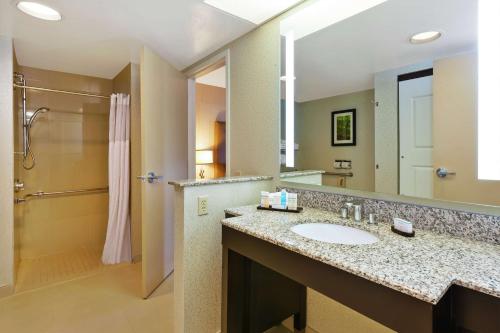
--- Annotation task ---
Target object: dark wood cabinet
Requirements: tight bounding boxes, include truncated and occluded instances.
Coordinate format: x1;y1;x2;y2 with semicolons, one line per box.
222;221;500;333
227;250;306;333
449;286;500;333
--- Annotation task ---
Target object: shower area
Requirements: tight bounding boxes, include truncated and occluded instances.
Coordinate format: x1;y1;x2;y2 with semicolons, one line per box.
12;63;141;293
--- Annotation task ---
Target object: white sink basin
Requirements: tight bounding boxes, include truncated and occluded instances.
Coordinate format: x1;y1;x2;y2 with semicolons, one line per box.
291;223;379;245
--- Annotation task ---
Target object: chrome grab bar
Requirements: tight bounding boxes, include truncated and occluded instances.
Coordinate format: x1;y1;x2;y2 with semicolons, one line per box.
15;187;108;204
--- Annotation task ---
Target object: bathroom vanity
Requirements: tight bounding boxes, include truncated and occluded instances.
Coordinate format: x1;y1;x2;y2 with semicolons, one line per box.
222;206;500;333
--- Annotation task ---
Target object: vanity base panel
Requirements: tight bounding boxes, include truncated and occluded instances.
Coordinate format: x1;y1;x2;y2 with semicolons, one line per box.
222;226;436;333
222;225;500;333
451;285;500;333
226;249;306;333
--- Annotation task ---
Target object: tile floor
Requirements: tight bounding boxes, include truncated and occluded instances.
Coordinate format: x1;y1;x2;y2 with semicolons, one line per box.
15;248;118;293
0;263;173;333
1;261;317;333
266;319;318;333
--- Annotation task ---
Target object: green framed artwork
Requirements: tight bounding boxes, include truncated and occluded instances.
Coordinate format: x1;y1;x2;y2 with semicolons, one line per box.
331;109;356;146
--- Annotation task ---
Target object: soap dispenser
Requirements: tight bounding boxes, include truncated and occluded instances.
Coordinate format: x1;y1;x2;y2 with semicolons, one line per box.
280;189;288;209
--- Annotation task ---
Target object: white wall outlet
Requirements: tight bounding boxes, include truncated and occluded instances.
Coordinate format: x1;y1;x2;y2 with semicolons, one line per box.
198;195;208;216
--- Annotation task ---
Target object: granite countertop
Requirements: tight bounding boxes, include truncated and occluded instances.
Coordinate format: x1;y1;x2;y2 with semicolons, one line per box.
222;205;500;304
168;175;273;189
280;170;325;178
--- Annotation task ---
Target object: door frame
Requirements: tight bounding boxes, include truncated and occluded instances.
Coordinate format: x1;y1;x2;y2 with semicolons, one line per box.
397;68;433;195
185;50;231;179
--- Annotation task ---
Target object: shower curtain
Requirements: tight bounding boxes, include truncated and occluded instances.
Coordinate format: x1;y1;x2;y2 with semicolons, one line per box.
102;93;132;264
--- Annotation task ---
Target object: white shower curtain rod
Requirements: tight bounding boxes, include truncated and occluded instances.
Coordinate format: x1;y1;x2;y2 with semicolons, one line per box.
13;83;111;99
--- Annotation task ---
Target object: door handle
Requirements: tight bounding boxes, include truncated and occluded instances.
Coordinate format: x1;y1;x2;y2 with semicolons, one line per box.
436;167;456;178
137;172;164;184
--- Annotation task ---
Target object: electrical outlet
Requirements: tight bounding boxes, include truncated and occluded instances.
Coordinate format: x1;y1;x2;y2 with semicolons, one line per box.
198;195;208;216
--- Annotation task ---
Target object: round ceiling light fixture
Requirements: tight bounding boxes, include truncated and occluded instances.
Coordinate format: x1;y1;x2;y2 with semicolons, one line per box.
17;1;62;21
410;31;441;44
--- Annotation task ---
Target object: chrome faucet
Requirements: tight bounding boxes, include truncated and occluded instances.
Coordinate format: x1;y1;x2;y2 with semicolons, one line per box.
342;201;363;222
344;202;354;219
353;203;362;222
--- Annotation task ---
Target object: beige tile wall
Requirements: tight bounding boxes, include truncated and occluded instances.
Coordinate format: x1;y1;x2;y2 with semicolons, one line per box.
16;66;112;259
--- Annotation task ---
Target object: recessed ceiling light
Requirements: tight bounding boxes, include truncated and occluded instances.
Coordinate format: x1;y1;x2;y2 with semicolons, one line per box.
17;1;62;21
204;0;302;25
410;31;441;44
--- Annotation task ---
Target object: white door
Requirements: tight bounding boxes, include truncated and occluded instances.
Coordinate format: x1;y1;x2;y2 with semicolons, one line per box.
399;75;433;198
140;46;187;298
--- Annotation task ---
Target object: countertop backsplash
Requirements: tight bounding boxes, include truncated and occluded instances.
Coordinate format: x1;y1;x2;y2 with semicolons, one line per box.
278;186;500;245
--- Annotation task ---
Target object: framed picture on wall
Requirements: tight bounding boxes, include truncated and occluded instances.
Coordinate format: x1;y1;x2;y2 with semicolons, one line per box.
331;109;356;146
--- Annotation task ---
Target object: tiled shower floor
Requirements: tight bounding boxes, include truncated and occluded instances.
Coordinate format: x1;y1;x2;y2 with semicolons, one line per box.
15;247;119;293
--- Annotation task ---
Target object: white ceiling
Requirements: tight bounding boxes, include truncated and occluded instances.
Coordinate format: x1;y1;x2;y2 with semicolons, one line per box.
196;66;226;88
204;0;302;25
0;0;257;78
293;0;478;102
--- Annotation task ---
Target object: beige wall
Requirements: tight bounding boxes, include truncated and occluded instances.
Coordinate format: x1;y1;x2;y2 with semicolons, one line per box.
433;53;500;205
16;66;112;259
305;289;394;333
374;61;432;194
229;22;281;178
183;3;394;332
185;19;282;180
195;83;225;179
0;36;14;291
112;64;132;94
173;180;273;333
296;90;375;191
112;63;142;262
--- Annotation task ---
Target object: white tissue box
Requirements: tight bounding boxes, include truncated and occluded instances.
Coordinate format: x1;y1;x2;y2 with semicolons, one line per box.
393;218;413;234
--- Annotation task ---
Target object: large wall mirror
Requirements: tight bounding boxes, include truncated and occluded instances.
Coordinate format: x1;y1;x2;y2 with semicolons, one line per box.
279;0;500;207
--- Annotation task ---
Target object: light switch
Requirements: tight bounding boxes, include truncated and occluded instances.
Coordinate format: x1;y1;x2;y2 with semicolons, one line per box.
198;195;208;216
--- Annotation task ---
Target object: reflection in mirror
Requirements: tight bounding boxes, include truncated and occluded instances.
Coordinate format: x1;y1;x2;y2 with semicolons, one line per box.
279;0;500;207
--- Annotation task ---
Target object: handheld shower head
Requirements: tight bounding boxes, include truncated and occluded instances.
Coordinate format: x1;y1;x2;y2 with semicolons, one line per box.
28;107;50;128
22;106;49;170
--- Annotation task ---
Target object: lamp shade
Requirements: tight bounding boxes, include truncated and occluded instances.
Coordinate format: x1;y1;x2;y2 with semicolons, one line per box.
196;150;214;165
